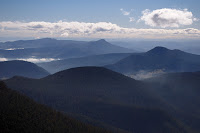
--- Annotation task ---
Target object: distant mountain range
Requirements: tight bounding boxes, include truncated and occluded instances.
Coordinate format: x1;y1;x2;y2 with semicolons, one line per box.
106;46;200;76
0;81;109;133
2;38;200;132
0;60;49;79
0;38;133;59
5;67;194;133
111;40;200;55
38;53;132;73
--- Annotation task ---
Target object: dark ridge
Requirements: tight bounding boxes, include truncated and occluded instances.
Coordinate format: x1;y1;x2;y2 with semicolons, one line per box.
43;66;135;81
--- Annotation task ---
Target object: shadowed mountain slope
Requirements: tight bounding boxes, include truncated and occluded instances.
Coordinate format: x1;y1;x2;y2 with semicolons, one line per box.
4;67;190;133
144;71;200;130
0;81;110;133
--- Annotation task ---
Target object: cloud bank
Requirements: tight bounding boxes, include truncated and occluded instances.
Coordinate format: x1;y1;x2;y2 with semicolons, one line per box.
140;8;197;28
17;58;59;63
129;69;165;80
5;48;25;50
0;21;200;39
0;58;59;63
0;58;8;61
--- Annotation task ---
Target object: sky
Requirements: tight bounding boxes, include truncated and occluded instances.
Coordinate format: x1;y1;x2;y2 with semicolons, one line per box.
0;0;200;41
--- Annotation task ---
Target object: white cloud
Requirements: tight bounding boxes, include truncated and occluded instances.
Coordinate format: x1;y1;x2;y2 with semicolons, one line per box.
129;17;135;22
17;58;60;63
5;48;24;50
129;69;165;80
0;58;8;61
0;21;200;39
140;8;197;28
0;58;59;63
120;8;130;16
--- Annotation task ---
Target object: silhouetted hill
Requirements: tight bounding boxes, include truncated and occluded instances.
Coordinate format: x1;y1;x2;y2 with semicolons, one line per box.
0;60;49;79
6;67;163;108
4;67;190;133
147;46;169;54
38;53;131;73
0;81;110;133
0;39;133;59
106;47;200;75
85;39;132;54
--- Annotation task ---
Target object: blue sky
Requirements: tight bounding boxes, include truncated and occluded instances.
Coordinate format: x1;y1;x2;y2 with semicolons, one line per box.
0;0;200;40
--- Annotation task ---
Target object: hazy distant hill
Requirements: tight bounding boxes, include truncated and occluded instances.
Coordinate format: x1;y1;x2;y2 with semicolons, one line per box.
106;47;200;75
38;53;132;73
5;67;189;133
0;38;133;59
0;60;49;79
111;40;200;55
0;81;109;133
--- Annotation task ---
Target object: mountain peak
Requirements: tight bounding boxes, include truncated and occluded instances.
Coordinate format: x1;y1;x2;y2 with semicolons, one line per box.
147;46;170;54
89;39;110;46
97;39;107;42
94;39;109;44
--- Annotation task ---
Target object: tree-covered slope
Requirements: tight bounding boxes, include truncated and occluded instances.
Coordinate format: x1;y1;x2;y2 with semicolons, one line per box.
4;67;191;133
0;81;110;133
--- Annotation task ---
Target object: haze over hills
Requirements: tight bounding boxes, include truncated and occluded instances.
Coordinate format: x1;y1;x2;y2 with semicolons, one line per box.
145;71;200;116
4;67;193;133
0;81;110;133
2;0;200;132
0;38;133;59
1;39;200;132
144;71;200;131
0;60;49;79
38;53;132;73
106;46;200;77
111;40;200;55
